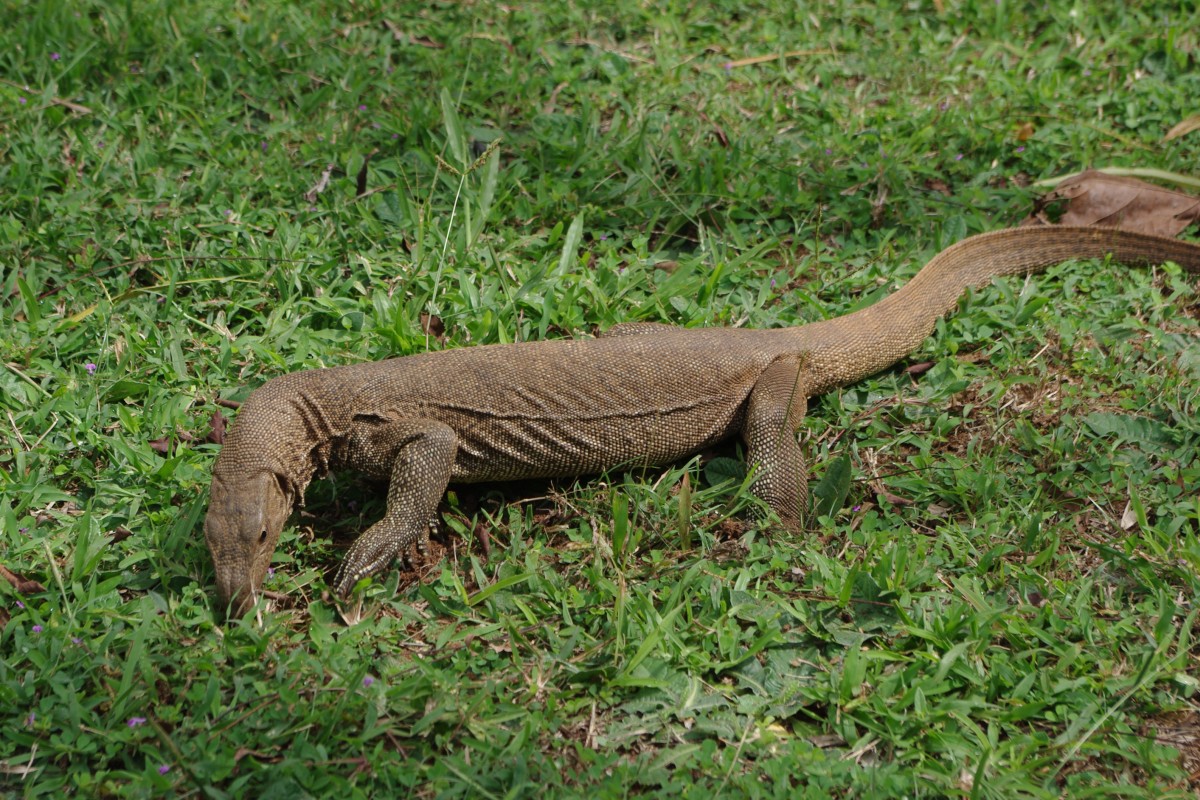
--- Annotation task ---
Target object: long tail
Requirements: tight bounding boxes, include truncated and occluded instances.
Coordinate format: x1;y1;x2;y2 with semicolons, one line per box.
789;226;1200;393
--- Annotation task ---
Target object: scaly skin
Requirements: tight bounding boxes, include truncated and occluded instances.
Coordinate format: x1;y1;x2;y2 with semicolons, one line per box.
203;226;1200;616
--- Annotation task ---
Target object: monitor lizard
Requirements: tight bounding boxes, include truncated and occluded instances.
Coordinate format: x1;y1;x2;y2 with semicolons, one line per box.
203;226;1200;616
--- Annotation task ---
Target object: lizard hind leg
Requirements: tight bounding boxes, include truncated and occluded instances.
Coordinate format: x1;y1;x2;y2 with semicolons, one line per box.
742;357;811;530
333;418;457;596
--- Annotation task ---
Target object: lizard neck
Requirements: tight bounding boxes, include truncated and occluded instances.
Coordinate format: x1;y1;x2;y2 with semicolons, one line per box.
215;372;348;503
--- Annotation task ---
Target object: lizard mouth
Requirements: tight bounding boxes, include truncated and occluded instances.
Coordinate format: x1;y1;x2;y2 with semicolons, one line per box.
214;564;260;618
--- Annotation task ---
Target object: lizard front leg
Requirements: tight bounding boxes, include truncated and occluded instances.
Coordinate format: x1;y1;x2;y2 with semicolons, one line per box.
333;418;457;596
742;357;810;528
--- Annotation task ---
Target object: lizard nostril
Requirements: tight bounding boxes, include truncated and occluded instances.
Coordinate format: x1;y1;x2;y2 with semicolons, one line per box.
259;529;268;544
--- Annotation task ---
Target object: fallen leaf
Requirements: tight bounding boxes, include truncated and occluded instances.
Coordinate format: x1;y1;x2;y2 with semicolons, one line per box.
809;734;847;749
1014;121;1035;142
722;49;833;69
108;527;133;544
474;521;492;558
0;759;36;777
1119;500;1137;530
0;564;46;595
382;19;404;40
234;747;280;763
303;163;335;203
381;19;443;48
1023;169;1200;236
420;312;445;340
1164;114;1200;143
924;178;952;196
356;149;378;197
871;483;914;506
206;410;227;445
148;438;171;455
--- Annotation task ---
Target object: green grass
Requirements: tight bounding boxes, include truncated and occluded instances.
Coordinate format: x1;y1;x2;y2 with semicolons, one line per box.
3;0;1200;797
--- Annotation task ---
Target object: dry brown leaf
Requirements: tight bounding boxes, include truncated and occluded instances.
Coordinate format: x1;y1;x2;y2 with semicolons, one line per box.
0;564;46;595
924;178;952;196
207;410;227;445
419;312;445;340
722;49;834;69
1023;169;1200;236
355;149;378;197
1015;121;1036;142
870;482;914;506
1164;114;1200;143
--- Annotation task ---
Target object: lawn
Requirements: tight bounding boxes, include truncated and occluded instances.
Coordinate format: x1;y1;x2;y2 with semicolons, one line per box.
2;0;1199;797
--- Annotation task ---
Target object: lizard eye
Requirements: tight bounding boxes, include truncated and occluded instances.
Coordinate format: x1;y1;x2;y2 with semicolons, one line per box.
259;528;268;544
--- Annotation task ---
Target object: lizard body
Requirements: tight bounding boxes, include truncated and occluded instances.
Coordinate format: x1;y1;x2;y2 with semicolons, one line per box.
204;226;1200;615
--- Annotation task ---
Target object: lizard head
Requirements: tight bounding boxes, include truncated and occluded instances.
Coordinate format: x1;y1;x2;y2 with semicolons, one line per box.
204;471;293;617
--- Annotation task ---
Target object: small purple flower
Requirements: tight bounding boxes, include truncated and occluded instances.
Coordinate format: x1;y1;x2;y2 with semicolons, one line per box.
32;625;42;634
770;278;776;288
372;122;381;129
127;717;147;728
1082;68;1092;76
261;141;268;152
224;209;234;218
18;97;26;104
939;101;950;111
852;505;862;512
25;712;35;726
1015;146;1025;153
391;133;399;139
824;148;833;156
85;362;97;375
72;637;82;645
722;62;732;72
51;52;61;61
266;567;275;578
955;153;964;161
362;675;375;687
15;600;24;608
158;764;171;775
358;104;367;111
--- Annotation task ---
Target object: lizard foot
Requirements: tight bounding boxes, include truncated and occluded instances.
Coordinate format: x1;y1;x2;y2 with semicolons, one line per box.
333;518;433;596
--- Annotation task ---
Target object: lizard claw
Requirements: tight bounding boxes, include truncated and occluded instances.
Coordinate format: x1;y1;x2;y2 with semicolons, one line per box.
333;517;435;597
